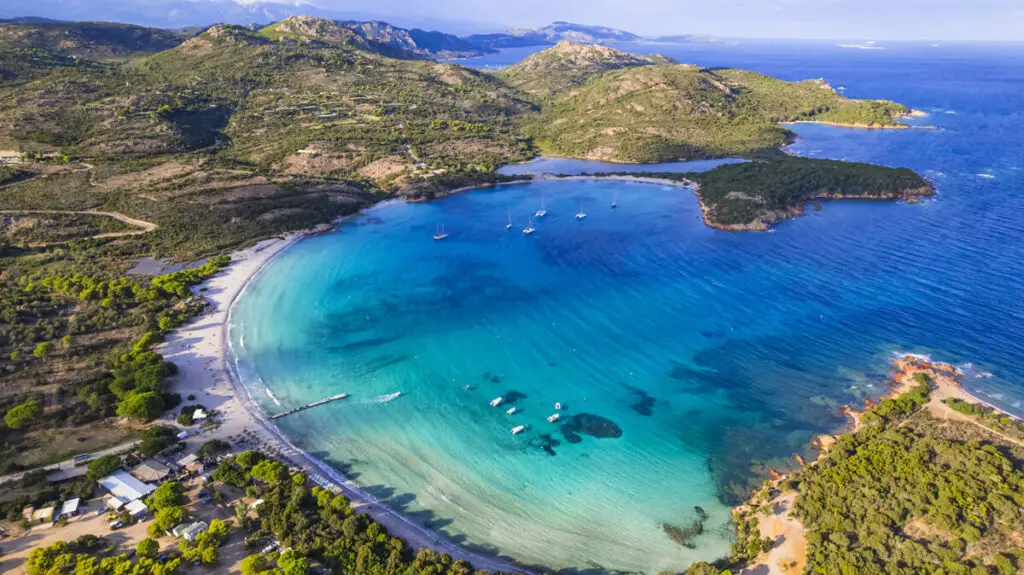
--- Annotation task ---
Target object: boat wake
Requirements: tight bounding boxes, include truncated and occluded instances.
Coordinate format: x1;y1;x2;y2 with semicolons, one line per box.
376;391;402;403
265;386;283;407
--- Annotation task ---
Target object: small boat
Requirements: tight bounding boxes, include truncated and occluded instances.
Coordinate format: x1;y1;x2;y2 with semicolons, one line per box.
511;425;526;435
506;407;517;415
554;402;562;410
611;192;617;208
523;216;535;235
535;197;547;218
433;224;449;240
576;202;586;220
490;397;503;407
506;210;513;230
547;413;560;423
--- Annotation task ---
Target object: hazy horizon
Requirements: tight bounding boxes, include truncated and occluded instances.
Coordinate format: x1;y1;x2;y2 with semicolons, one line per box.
1;0;1021;42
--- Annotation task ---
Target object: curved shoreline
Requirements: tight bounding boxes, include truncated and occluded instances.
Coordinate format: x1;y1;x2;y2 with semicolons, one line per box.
167;224;536;574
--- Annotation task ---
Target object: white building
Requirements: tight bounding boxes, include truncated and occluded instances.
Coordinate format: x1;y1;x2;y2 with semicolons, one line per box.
59;498;81;519
98;470;155;505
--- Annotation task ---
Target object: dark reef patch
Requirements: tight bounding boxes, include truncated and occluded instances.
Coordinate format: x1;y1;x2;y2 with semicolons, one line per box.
626;387;656;416
482;371;503;384
661;506;709;549
503;390;527;404
529;433;561;456
559;413;622;443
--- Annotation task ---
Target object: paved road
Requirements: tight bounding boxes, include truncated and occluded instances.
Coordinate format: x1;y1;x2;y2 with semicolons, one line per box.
0;441;138;486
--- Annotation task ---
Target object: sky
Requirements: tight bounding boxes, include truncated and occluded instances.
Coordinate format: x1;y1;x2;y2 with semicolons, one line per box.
249;0;1022;41
2;0;1022;41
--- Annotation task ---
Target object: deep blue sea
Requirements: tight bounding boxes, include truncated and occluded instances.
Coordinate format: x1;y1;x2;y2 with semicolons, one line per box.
229;40;1024;573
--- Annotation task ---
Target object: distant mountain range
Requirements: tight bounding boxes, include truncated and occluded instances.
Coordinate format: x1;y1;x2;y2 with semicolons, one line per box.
465;21;721;51
0;0;721;57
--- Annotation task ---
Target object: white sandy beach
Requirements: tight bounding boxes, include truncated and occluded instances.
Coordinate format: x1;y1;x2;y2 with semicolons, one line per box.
156;228;530;574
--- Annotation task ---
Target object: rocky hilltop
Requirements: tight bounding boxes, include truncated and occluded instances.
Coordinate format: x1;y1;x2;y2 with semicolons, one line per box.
500;41;678;96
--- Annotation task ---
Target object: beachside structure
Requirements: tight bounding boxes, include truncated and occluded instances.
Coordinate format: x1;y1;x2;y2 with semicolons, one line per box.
32;505;55;524
131;460;170;483
125;500;149;519
176;521;209;542
175;453;207;476
98;470;156;507
0;150;22;165
59;498;81;519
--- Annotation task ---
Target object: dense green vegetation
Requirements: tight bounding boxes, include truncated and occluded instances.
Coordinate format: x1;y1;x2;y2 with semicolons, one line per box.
791;378;1024;574
0;255;227;474
502;44;910;163
686;157;933;229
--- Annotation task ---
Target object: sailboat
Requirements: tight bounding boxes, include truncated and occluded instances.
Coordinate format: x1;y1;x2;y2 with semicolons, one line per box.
523;216;536;235
611;192;618;208
433;224;448;240
505;210;513;230
535;197;547;218
576;201;587;220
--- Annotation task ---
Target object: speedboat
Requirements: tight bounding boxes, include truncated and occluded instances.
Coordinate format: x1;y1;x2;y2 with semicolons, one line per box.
547;413;561;423
506;407;517;415
490;397;503;407
511;425;526;435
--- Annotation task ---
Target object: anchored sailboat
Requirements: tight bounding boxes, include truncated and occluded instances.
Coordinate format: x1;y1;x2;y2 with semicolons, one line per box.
433;225;448;240
506;210;513;230
576;201;587;220
523;216;536;235
611;192;617;208
535;197;547;218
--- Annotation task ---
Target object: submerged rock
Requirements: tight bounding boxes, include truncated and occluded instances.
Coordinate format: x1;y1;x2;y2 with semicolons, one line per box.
560;413;623;443
629;389;656;416
662;506;709;549
529;433;561;456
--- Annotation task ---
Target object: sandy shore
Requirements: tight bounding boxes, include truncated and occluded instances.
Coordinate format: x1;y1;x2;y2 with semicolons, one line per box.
157;227;531;574
447;173;696;197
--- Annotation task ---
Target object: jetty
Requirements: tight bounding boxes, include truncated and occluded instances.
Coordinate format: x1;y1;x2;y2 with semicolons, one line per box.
270;393;348;420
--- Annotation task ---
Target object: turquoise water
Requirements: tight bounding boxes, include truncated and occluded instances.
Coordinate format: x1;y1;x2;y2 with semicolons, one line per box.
230;42;1024;573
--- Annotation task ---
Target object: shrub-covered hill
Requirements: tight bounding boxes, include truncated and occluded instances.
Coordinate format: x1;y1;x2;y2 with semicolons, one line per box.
503;44;910;163
0;20;535;182
0;20;183;60
499;41;677;97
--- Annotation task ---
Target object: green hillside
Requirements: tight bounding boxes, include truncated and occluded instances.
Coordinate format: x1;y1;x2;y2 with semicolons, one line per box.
500;41;676;97
503;44;910;163
0;20;183;60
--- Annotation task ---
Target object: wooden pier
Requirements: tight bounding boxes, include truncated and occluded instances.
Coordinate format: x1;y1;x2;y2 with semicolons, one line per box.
269;393;348;420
